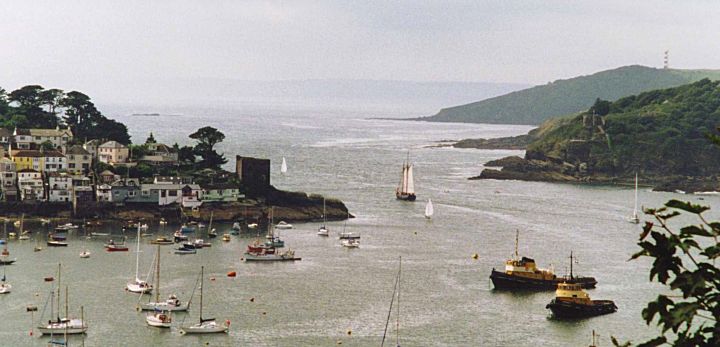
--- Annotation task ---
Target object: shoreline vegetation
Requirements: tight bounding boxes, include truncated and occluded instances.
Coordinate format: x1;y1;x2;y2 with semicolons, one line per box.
448;79;720;194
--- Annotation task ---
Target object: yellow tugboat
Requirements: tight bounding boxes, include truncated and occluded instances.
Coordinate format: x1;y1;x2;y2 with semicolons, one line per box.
489;231;597;290
545;282;617;319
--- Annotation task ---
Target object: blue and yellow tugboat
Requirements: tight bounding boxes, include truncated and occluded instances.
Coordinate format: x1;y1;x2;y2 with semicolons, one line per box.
545;282;617;318
489;231;597;290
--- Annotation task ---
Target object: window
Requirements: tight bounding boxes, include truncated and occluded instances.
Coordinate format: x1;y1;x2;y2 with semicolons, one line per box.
69;164;75;169
142;190;149;196
169;190;177;197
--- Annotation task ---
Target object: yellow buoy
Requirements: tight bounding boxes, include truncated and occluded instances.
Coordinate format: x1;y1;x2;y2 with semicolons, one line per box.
472;253;479;259
346;329;352;335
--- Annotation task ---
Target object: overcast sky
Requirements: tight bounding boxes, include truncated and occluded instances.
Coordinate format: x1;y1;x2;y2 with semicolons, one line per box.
0;1;718;103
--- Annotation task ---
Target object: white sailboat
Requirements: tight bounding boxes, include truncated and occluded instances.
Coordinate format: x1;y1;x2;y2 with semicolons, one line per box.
140;244;189;312
424;198;434;219
179;266;229;334
317;198;329;236
38;264;88;335
0;264;10;294
280;157;288;174
127;225;153;294
628;173;640;224
396;153;416;201
338;212;359;240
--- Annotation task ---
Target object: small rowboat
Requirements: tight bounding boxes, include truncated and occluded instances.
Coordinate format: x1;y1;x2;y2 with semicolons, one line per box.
47;241;68;247
105;244;129;252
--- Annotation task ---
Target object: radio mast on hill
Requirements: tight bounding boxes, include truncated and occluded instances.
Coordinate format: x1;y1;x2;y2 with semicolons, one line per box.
663;50;669;69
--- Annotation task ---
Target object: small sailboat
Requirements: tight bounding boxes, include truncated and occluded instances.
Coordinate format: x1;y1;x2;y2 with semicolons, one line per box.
628;173;640;224
179;266;229;334
150;236;174;245
317;198;329;236
0;264;11;294
338;212;359;240
275;221;293;230
280;157;288;174
146;309;172;328
0;220;16;265
37;264;88;335
424;198;434;219
141;244;189;312
79;225;91;258
208;211;217;238
127;225;153;294
395;153;416;201
341;239;360;248
175;247;197;255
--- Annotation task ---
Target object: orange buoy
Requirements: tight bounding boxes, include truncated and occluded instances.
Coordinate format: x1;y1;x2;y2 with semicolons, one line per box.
227;271;237;277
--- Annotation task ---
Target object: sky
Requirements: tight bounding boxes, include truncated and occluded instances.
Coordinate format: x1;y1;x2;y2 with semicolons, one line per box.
0;1;718;105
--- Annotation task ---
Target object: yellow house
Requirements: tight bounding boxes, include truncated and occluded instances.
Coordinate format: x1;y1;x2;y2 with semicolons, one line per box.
11;150;45;172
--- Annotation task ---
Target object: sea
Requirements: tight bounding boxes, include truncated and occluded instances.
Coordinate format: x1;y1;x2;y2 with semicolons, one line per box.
0;101;715;346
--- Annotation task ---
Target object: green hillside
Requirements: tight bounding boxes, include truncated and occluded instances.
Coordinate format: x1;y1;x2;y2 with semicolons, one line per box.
420;65;720;125
527;79;720;178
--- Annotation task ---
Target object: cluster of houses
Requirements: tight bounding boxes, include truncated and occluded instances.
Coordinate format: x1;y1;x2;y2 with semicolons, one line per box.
0;127;243;207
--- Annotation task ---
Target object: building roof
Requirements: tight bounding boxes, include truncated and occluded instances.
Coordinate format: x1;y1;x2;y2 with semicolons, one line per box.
44;150;65;158
84;139;101;146
202;182;239;190
0;128;11;138
12;150;44;158
17;168;39;173
29;128;73;137
141;183;202;191
99;141;127;149
100;170;115;176
66;145;90;155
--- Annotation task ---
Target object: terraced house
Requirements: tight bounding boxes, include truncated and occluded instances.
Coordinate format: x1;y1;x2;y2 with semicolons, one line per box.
13;127;73;151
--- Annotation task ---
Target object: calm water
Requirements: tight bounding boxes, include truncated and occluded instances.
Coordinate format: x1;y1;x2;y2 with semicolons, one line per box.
1;104;716;346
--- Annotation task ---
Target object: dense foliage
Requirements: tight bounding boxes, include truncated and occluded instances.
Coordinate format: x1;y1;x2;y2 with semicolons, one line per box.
613;200;720;347
422;65;720;125
526;79;720;178
0;85;130;144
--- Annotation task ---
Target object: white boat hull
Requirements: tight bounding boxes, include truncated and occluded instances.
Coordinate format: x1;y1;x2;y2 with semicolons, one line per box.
146;314;172;328
0;283;11;294
140;301;189;312
38;319;87;335
179;321;228;334
127;281;153;294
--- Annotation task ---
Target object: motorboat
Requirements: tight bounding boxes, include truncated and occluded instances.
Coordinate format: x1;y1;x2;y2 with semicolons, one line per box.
146;310;172;328
342;239;360;248
150;237;174;245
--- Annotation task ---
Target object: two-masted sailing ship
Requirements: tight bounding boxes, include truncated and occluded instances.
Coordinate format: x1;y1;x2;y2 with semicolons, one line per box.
489;231;597;290
396;154;416;201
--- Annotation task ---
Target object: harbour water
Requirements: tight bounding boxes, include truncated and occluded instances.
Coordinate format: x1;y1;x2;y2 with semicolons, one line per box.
0;104;716;346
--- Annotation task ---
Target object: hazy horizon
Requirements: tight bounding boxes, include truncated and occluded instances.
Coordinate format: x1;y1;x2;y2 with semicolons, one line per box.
1;1;719;107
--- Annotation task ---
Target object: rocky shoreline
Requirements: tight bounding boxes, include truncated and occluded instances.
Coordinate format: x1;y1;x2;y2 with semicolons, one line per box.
473;155;720;193
0;188;351;224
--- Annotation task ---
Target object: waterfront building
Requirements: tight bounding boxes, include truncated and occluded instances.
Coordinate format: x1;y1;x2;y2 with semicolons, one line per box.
236;155;271;196
17;169;44;201
99;170;118;184
201;182;242;202
71;176;94;203
0;128;11;149
43;150;66;172
65;145;92;175
98;141;129;164
48;172;73;202
110;178;141;204
0;158;18;201
96;183;112;202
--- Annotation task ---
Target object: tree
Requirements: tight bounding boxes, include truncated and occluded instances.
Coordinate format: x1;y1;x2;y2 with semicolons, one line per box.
8;85;58;128
39;140;56;151
616;129;720;346
189;126;227;169
590;98;611;116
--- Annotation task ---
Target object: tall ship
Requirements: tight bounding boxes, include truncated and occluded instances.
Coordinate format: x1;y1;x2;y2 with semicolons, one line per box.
545;282;617;318
489;231;597;290
396;154;416;201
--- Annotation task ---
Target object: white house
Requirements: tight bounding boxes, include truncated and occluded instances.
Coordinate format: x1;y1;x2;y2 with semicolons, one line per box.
43;150;67;172
14;127;73;150
96;183;112;202
48;172;73;202
98;141;129;164
17;169;44;201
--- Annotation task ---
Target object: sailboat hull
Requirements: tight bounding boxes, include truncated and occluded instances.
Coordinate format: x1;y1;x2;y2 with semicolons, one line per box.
396;193;416;201
179;321;228;334
38;320;88;335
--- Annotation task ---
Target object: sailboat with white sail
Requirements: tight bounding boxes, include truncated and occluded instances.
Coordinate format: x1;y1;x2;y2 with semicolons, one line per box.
37;264;88;335
127;225;153;294
0;219;16;265
140;244;190;312
179;266;229;334
396;153;416;201
424;198;434;219
628;173;640;224
281;157;288;174
317;198;329;236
